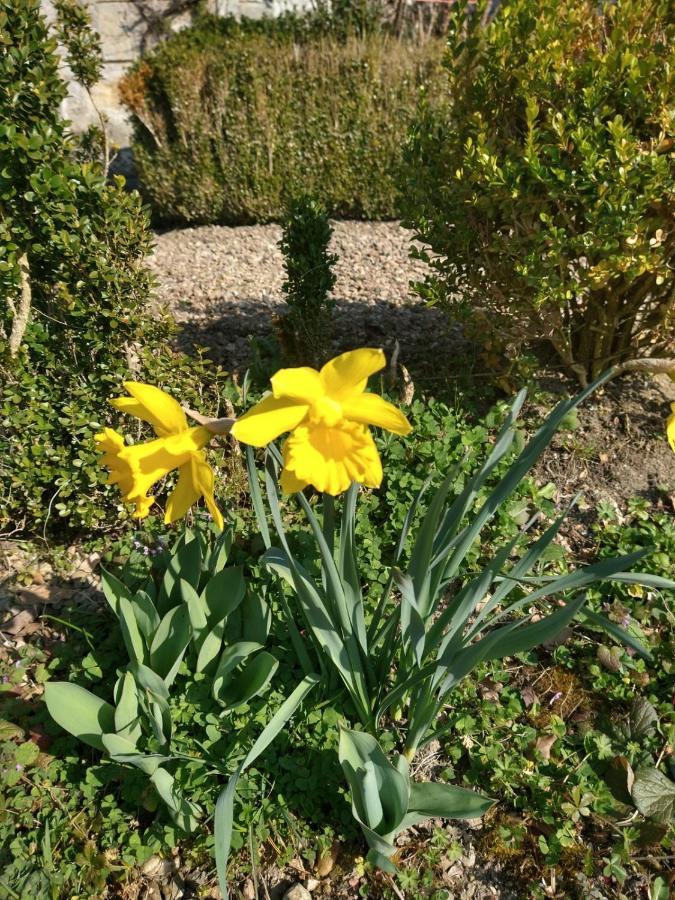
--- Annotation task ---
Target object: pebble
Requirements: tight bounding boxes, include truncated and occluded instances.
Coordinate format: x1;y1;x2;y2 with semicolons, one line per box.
282;885;312;900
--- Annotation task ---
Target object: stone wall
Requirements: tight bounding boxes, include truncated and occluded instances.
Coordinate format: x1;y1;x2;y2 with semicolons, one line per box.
42;0;313;146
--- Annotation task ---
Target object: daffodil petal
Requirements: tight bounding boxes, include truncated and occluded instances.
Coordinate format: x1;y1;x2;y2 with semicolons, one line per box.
165;462;201;524
341;392;412;436
231;394;309;446
320;348;386;400
281;422;382;496
191;454;224;531
116;382;188;436
279;467;309;494
667;403;675;452
271;366;324;402
97;427;211;519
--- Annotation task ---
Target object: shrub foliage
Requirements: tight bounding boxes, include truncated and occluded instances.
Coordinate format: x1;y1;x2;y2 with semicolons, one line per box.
276;195;337;368
402;0;675;384
0;0;201;534
120;16;445;225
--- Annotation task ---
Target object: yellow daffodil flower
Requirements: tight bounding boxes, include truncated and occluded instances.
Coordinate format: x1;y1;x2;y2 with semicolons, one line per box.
95;382;224;530
231;348;412;495
667;403;675;452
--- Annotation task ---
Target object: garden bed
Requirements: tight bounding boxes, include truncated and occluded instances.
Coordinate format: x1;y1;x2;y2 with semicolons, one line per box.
148;221;675;513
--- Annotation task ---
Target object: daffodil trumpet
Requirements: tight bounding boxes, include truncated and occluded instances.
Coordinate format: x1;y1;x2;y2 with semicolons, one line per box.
231;348;412;496
96;382;224;530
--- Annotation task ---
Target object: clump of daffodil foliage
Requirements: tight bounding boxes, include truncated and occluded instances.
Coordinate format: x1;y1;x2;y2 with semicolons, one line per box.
77;348;674;899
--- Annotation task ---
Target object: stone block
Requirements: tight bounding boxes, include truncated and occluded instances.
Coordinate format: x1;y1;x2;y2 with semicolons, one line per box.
61;61;134;145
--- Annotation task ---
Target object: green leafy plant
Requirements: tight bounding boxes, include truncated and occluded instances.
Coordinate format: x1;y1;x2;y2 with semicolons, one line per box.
402;0;674;384
120;17;445;225
248;372;674;870
276;195;338;367
43;524;318;897
0;0;235;537
0;0;160;534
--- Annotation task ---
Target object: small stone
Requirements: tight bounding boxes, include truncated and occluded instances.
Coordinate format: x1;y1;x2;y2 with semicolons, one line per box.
242;879;255;900
315;841;340;877
141;856;174;879
305;879;320;892
282;886;311;900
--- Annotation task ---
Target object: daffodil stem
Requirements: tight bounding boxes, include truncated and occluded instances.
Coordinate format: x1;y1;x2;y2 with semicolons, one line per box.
322;492;335;559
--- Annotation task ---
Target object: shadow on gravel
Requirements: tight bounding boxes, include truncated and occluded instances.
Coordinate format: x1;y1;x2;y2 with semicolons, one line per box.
170;295;481;400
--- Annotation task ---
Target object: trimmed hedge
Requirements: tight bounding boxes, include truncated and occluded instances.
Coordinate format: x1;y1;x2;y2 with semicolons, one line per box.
121;17;445;225
402;0;674;384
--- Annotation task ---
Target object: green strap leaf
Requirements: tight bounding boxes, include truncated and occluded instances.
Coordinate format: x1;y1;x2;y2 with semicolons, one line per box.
214;674;319;899
150;604;192;685
44;682;115;751
214;651;279;712
401;781;494;829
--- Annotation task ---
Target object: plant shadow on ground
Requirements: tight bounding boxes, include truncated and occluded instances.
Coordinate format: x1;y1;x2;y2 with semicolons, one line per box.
163;294;484;406
170;294;675;521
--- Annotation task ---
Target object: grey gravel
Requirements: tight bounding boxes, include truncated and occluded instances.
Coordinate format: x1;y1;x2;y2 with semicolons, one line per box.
148;221;464;379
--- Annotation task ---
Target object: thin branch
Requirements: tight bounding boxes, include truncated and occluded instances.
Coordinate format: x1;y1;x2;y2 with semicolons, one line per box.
9;253;31;357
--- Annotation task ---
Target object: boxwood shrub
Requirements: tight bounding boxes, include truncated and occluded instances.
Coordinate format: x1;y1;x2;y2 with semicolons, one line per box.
402;0;674;384
120;16;445;225
0;0;222;536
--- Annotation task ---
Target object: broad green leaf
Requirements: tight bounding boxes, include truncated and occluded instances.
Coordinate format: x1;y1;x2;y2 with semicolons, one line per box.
150;605;191;685
631;767;675;824
101;733;168;776
159;531;202;612
118;595;146;663
150;768;201;832
338;727;409;835
212;641;262;700
401;781;493;828
180;579;208;645
114;671;142;743
131;590;161;644
44;682;114;751
214;651;278;711
130;661;172;747
241;591;271;644
195;617;227;675
208;526;234;574
202;567;246;626
100;567;132;617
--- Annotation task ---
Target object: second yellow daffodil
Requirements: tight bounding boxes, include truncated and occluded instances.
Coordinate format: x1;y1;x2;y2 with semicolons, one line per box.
96;382;224;529
231;348;412;495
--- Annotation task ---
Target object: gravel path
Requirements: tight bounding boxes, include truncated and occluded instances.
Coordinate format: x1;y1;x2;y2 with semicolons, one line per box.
149;221;464;378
